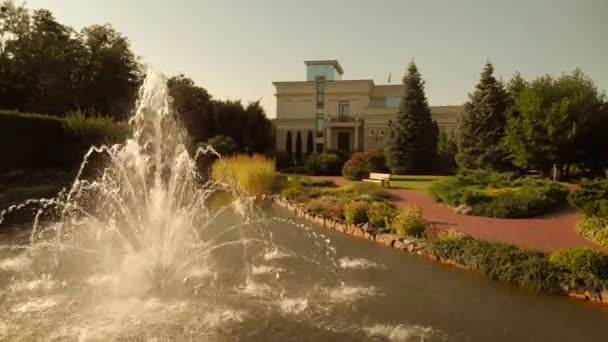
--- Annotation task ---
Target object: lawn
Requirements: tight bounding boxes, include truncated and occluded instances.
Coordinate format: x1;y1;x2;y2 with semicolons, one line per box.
389;175;447;193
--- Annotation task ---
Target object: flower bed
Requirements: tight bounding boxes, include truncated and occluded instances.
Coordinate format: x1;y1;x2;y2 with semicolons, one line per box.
428;170;569;218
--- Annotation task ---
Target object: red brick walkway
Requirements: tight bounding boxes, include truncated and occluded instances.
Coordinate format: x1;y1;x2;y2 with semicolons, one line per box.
314;176;600;252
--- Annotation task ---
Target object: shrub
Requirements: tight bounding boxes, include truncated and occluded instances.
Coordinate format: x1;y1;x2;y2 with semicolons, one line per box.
344;201;370;224
349;182;392;200
205;135;240;156
271;150;292;171
342;152;371;181
368;201;398;229
568;178;608;218
428;171;569;218
368;151;390;173
0;110;128;172
575;216;608;248
211;154;277;195
549;248;608;280
427;236;565;293
305;153;344;176
307;196;344;218
392;204;426;237
281;187;309;202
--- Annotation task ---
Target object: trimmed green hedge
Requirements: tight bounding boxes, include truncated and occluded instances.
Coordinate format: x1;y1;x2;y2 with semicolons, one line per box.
428;170;569;218
568;178;608;219
0;110;128;172
427;234;608;293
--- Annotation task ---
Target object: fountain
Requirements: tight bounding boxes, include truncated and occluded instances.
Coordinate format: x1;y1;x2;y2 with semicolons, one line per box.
1;71;429;341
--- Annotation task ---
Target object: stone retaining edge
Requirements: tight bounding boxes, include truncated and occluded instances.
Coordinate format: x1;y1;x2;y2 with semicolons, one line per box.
271;195;608;306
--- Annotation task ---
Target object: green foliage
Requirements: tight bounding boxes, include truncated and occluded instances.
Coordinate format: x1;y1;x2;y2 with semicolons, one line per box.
427;235;567;292
392;204;426;237
281;187;309;202
211;154;277;195
0;2;141;119
344;201;370;224
0;110;127;172
385;62;437;174
305;153;344;176
568;178;608;218
455;62;511;170
306;196;344;218
345;182;392;200
502;70;607;176
575;216;608;248
549;248;608;280
429;170;569;218
435;130;457;173
367;201;398;229
205;135;239;156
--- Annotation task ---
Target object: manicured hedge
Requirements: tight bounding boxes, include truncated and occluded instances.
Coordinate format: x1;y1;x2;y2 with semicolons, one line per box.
428;170;569;218
0;110;128;172
427;234;608;293
568;178;608;218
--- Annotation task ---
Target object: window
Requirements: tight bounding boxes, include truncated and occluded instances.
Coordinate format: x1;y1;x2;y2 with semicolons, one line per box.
386;96;400;107
316;143;324;153
369;129;375;136
338;100;349;119
316;76;325;109
316;113;324;137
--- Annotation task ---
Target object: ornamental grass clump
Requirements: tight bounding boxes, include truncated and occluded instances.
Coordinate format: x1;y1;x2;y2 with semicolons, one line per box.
344;201;370;224
212;154;277;195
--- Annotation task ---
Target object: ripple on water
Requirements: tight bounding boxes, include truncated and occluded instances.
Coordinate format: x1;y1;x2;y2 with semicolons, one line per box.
338;257;383;270
327;285;380;304
11;297;59;314
0;255;31;272
252;264;284;275
8;275;65;294
364;324;442;342
278;297;309;315
263;248;292;261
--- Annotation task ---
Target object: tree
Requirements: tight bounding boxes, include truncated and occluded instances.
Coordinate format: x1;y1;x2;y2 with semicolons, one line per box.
385;61;437;174
167;74;213;142
295;131;302;162
205;135;239;156
503;70;607;177
455;62;510;170
285;131;292;157
0;1;142;119
306;131;313;155
436;130;457;173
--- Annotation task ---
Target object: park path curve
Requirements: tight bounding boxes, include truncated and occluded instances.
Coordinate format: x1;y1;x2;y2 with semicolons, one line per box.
313;176;600;252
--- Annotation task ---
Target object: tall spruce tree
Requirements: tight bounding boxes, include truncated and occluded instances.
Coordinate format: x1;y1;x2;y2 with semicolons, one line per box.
455;62;510;170
385;61;437;174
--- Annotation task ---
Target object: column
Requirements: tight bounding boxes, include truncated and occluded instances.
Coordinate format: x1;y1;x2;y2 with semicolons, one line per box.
353;126;359;152
326;127;331;149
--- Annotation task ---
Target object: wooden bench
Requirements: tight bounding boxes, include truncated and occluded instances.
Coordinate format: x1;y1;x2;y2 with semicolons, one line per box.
363;173;391;188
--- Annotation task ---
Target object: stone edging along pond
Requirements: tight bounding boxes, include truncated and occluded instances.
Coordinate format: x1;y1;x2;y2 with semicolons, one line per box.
271;196;608;306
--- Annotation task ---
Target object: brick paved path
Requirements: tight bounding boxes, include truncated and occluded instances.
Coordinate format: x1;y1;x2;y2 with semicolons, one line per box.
314;176;600;252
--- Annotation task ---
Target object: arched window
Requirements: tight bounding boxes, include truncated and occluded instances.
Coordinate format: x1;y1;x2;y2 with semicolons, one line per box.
295;132;303;162
285;131;292;156
306;131;314;155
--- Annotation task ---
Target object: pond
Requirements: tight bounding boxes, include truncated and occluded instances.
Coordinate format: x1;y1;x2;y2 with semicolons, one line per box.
1;204;608;341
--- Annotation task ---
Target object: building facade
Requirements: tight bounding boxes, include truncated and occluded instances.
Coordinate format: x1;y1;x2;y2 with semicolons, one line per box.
274;60;463;155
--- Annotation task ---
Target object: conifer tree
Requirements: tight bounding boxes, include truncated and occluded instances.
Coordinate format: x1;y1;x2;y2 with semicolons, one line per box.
455;62;510;170
385;62;437;174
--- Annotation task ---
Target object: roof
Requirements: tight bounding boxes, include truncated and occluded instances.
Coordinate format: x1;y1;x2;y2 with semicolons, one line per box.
304;60;344;75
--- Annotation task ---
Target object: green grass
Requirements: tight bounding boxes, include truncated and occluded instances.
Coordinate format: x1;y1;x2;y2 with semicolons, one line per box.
388;175;448;193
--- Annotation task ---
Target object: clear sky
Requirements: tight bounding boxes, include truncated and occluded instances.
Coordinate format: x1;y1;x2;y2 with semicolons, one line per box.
28;0;608;118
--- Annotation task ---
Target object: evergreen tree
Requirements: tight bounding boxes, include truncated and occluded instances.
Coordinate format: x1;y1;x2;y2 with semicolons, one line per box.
455;62;510;170
385;61;437;174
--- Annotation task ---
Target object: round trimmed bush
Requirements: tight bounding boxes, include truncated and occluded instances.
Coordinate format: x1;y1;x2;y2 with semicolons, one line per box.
344;201;370;224
342;152;371;181
392;204;426;237
368;201;398;229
